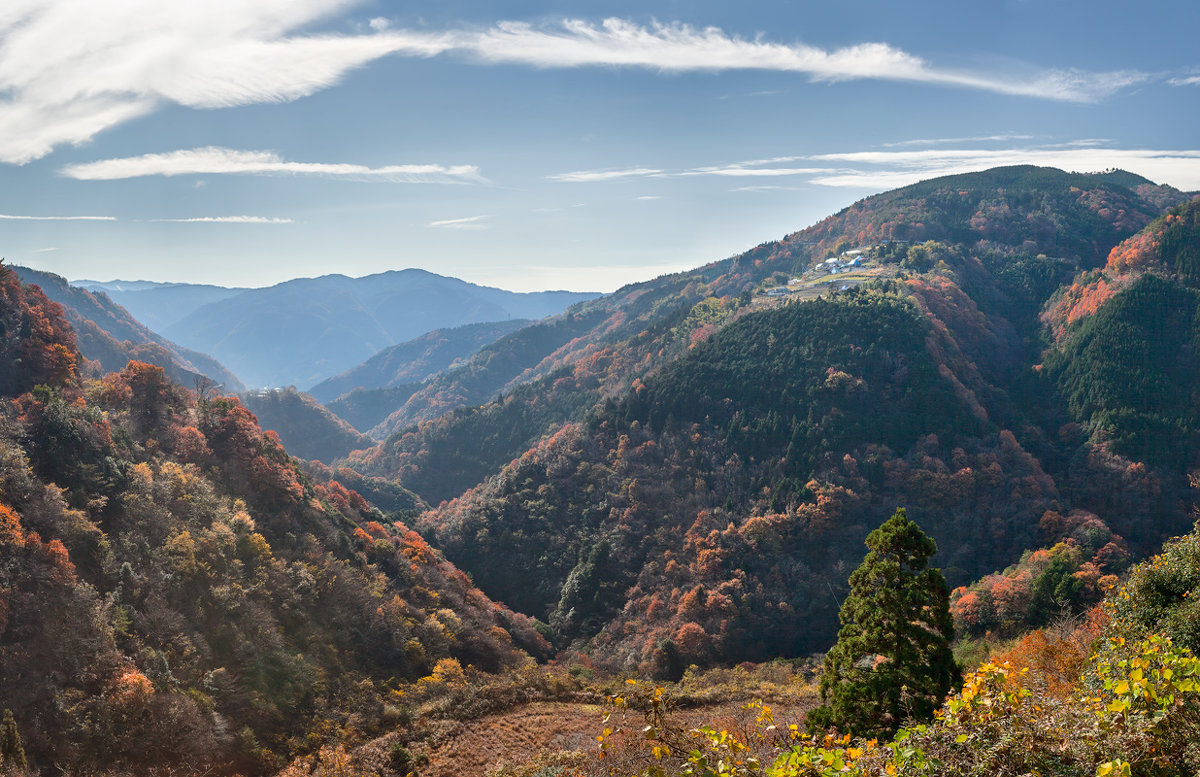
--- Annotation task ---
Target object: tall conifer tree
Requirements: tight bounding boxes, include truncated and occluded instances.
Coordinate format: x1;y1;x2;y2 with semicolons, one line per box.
0;709;27;771
808;508;960;737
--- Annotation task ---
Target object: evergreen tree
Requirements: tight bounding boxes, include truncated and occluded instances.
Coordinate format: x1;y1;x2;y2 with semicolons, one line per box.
0;709;27;771
807;508;960;738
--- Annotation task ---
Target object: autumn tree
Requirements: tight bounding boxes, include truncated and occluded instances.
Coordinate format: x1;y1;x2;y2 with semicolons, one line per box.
807;508;960;738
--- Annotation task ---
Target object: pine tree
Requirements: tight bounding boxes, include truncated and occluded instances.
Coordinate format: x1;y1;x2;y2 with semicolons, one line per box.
807;508;960;738
0;709;27;771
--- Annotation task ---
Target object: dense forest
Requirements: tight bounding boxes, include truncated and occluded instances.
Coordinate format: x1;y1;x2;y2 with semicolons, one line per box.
4;165;1200;776
0;265;546;774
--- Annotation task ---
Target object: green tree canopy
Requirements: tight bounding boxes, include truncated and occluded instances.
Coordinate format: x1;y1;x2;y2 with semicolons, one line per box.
808;508;960;738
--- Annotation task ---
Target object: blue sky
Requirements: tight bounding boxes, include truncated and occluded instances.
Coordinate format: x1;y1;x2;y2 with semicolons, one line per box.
3;0;1199;292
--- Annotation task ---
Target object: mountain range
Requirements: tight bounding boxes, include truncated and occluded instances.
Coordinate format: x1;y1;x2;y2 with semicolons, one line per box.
150;269;598;389
4;164;1199;775
335;166;1199;669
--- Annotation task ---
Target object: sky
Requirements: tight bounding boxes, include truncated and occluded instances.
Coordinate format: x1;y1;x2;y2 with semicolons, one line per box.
2;0;1200;293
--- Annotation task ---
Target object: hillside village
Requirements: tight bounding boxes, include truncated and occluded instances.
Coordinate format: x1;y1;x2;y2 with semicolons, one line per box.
756;243;905;303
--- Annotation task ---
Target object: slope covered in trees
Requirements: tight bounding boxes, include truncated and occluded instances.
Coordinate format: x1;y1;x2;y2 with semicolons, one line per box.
239;387;376;463
309;319;533;407
336;167;1199;674
351;167;1188;504
7;165;1200;776
11;265;244;391
0;265;546;775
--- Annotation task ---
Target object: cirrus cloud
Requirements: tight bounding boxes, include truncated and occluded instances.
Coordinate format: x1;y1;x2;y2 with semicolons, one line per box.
429;214;490;229
0;212;115;220
60;147;484;183
549;143;1200;193
148;215;294;223
0;5;1156;164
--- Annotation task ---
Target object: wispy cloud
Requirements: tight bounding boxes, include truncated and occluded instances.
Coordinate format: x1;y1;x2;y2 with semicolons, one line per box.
732;185;804;192
672;163;824;178
804;146;1200;190
459;19;1144;102
1169;75;1200;87
0;6;1153;164
429;214;490;229
0;213;115;220
551;143;1200;192
550;158;823;182
149;215;294;224
60;147;483;183
548;167;663;182
636;195;661;200
882;134;1035;147
32;247;58;253
0;1;461;164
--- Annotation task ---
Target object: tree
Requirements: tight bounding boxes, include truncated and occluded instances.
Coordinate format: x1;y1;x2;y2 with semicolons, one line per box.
0;709;27;771
807;508;960;738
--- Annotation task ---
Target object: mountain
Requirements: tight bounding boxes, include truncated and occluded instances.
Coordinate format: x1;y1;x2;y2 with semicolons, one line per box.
239;386;375;463
11;265;244;392
73;278;249;331
0;264;546;775
7;165;1200;775
162;269;600;390
342;166;1198;670
327;385;424;436
309;318;532;407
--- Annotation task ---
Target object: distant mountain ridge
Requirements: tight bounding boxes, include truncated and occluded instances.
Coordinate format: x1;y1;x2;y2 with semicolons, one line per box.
158;268;599;389
309;318;533;405
73;278;249;331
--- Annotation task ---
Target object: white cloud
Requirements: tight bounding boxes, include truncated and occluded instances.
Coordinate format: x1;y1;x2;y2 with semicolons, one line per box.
0;0;458;164
0;212;115;220
149;215;294;223
550;157;823;182
32;246;59;252
60;147;484;182
1169;75;1200;87
460;19;1144;102
0;7;1154;164
429;214;490;229
671;163;825;178
551;143;1200;193
636;195;661;200
804;146;1200;190
882;134;1035;147
732;185;803;192
548;167;663;182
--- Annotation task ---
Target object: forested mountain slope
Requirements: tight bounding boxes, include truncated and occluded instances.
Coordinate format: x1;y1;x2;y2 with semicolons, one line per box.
342;166;1199;672
309;319;533;407
239;386;375;463
12;265;244;391
0;265;545;775
350;166;1189;503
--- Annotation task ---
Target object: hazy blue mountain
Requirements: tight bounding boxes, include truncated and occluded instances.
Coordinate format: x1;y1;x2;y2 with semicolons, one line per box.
73;278;248;331
163;268;598;390
13;266;244;391
309;318;533;404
